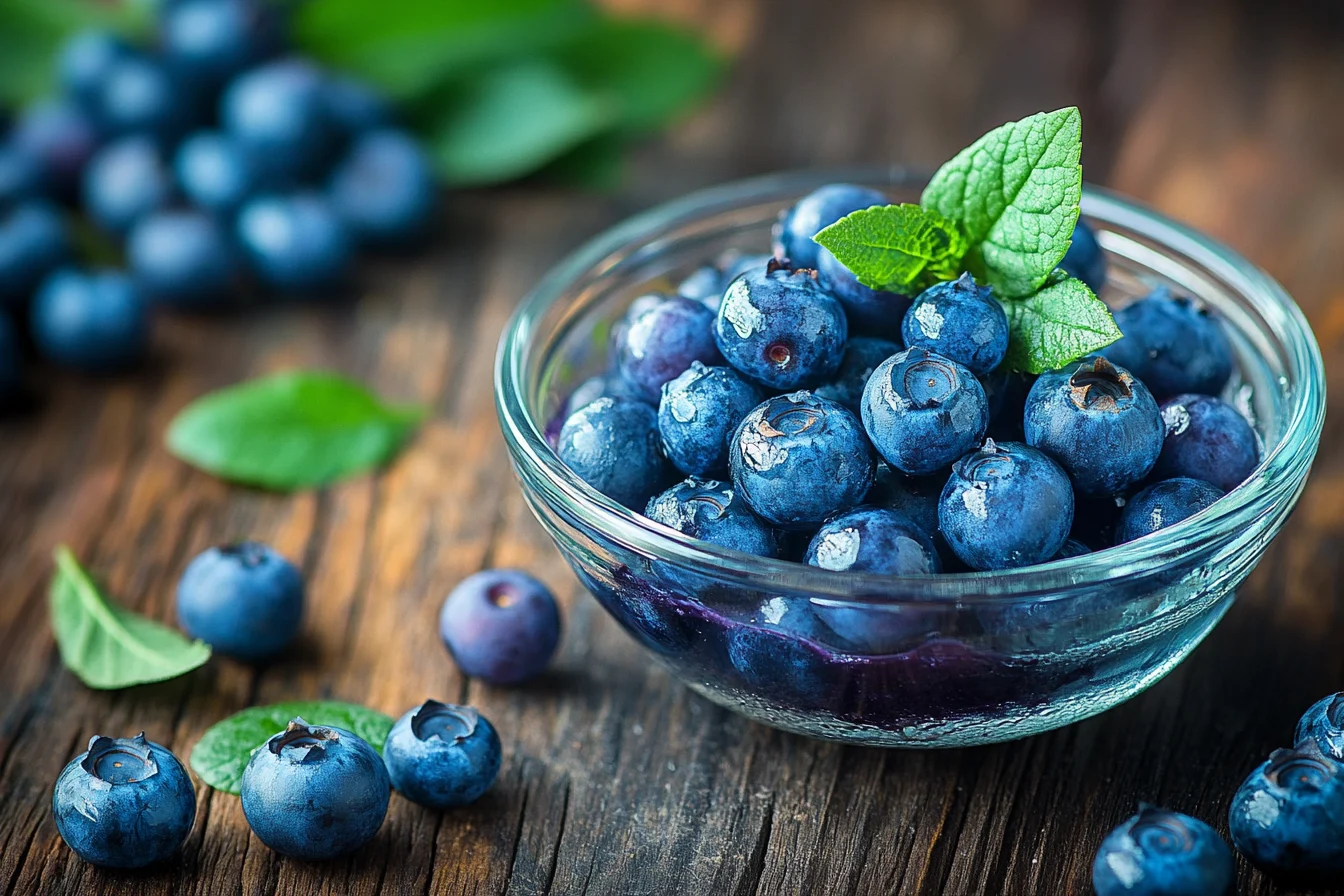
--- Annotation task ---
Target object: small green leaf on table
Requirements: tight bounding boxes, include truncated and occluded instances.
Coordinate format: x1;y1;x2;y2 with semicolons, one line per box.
1002;273;1122;374
813;203;966;294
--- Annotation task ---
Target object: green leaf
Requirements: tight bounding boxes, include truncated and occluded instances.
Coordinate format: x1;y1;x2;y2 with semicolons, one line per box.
539;132;626;190
190;701;395;795
427;60;616;186
166;370;425;491
1002;273;1122;374
813;204;967;293
921;107;1083;298
49;546;211;690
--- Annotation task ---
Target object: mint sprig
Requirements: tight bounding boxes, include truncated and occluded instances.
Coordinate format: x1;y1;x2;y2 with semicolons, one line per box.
1001;272;1121;374
813;204;965;294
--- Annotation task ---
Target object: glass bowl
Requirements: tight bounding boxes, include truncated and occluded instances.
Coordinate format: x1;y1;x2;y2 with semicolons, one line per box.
494;169;1325;747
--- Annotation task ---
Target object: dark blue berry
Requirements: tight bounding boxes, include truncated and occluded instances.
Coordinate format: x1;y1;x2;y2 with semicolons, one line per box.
657;362;765;477
1154;394;1258;492
175;542;304;661
813;336;900;414
1092;805;1233;896
96;55;195;147
938;439;1074;570
0;201;70;309
616;294;719;403
1115;478;1222;544
174;131;255;217
645;478;779;557
31;268;149;371
729;392;875;529
675;263;722;305
861;347;989;475
236;192;352;291
160;0;285;91
241;719;389;860
129;209;242;309
383;700;501;810
52;733;196;869
804;507;940;575
569;372;648;410
324;76;393;137
773;183;886;269
1060;218;1107;294
83;137;174;235
1106;287;1234;399
439;569;562;685
58;30;132;112
868;465;943;536
1024;356;1164;496
901;273;1009;375
11;99;99;198
1228;741;1344;873
816;246;912;337
222;59;336;187
0;142;42;212
557;396;672;509
329;130;435;247
1296;693;1344;761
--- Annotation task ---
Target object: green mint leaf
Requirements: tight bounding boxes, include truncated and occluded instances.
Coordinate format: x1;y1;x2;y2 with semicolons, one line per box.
166;370;425;491
49;546;211;690
1002;273;1122;374
921;107;1083;298
190;701;395;794
812;204;967;293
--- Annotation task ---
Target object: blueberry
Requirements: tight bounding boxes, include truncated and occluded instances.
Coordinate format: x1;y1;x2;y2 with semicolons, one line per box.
174;131;256;217
439;569;562;685
861;347;988;475
657;362;765;477
175;542;304;661
901;273;1009;375
568;372;648;410
0;142;42;212
1024;356;1165;496
11;99;99;198
616;294;720;403
160;0;285;91
83;137;174;235
324;76;394;137
1106;287;1234;399
1228;741;1344;873
58;30;132;112
725;606;837;708
675;264;722;306
714;260;848;391
804;507;940;575
1115;478;1222;544
816;246;912;337
1295;693;1344;760
96;55;194;147
645;478;779;557
0;312;21;400
1059;218;1107;294
222;58;336;187
1092;805;1233;896
773;183;887;269
52;733;196;869
241;719;390;860
128;209;242;309
383;700;502;809
729;392;875;529
557;396;672;509
0;202;71;309
868;465;943;536
1154;394;1258;493
31;268;149;371
329;129;436;247
236;192;352;291
938;439;1074;570
812;336;900;414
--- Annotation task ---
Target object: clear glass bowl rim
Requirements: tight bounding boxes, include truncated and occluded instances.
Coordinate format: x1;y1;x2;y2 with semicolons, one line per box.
495;167;1326;604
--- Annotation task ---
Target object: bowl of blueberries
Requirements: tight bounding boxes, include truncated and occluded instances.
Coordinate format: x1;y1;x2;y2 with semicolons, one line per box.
495;166;1324;747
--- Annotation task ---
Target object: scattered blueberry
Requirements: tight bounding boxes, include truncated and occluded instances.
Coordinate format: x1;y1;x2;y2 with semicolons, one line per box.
58;30;132;112
804;507;940;575
83;137;174;235
174;130;256;217
867;465;943;537
383;700;502;810
901;273;1009;375
1024;356;1164;496
861;347;988;475
160;0;284;91
1106;287;1234;399
222;58;336;187
175;542;304;661
129;209;242;309
1092;805;1233;896
773;183;887;269
329;130;435;247
439;569;562;685
729;392;875;529
235;192;352;291
557;396;672;509
52;733;196;869
324;76;394;137
31;268;149;371
938;440;1074;570
657;362;765;477
812;336;900;414
616;294;720;403
11;99;99;198
1059;218;1107;294
645;478;779;557
816;246;912;337
1154;394;1258;492
1115;478;1223;544
0;201;70;308
96;55;194;146
241;719;390;860
1228;741;1344;873
1295;693;1344;761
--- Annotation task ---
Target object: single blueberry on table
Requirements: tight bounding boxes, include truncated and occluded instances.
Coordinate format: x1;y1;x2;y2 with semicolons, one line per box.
222;58;337;188
1296;693;1344;761
175;542;304;661
901;273;1009;375
0;201;71;309
1059;217;1107;294
557;396;672;509
58;30;132;112
816;246;912;338
129;209;242;309
236;192;352;291
773;183;887;269
812;336;900;414
1153;394;1258;493
730;391;875;529
1106;287;1234;399
96;55;195;147
160;0;285;91
440;569;562;685
1228;740;1344;873
1091;804;1233;896
383;700;502;810
645;478;779;558
938;440;1074;571
1115;478;1222;545
329;129;436;248
241;719;390;860
616;293;720;403
868;465;943;537
657;362;765;478
174;131;256;217
804;507;940;575
0;143;42;213
31;268;149;372
861;347;989;475
1024;356;1165;496
52;733;196;869
324;76;394;137
10;99;99;200
83;137;174;236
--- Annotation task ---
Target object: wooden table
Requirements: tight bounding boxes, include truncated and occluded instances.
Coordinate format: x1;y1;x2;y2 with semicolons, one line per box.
3;1;1343;893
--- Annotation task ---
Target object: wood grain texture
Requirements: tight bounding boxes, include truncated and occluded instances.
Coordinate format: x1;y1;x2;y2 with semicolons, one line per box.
3;0;1343;893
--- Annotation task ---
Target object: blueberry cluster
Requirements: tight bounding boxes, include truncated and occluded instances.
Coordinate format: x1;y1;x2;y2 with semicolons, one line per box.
553;183;1258;574
0;0;434;399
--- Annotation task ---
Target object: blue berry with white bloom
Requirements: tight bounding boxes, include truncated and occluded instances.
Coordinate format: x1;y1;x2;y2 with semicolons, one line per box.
175;131;256;217
813;336;900;414
901;273;1009;375
1115;478;1222;544
658;362;765;478
31;268;149;371
773;183;887;269
175;542;304;661
58;30;132;112
645;478;778;557
11;99;99;199
804;507;939;575
0;202;70;309
861;347;988;475
1229;741;1344;873
222;59;336;188
616;294;719;404
96;55;195;147
1154;394;1258;493
236;192;352;291
129;209;242;309
1297;693;1344;761
383;700;502;809
160;0;285;91
1092;805;1233;896
83;137;174;236
329;129;436;248
1106;287;1234;399
558;396;672;509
